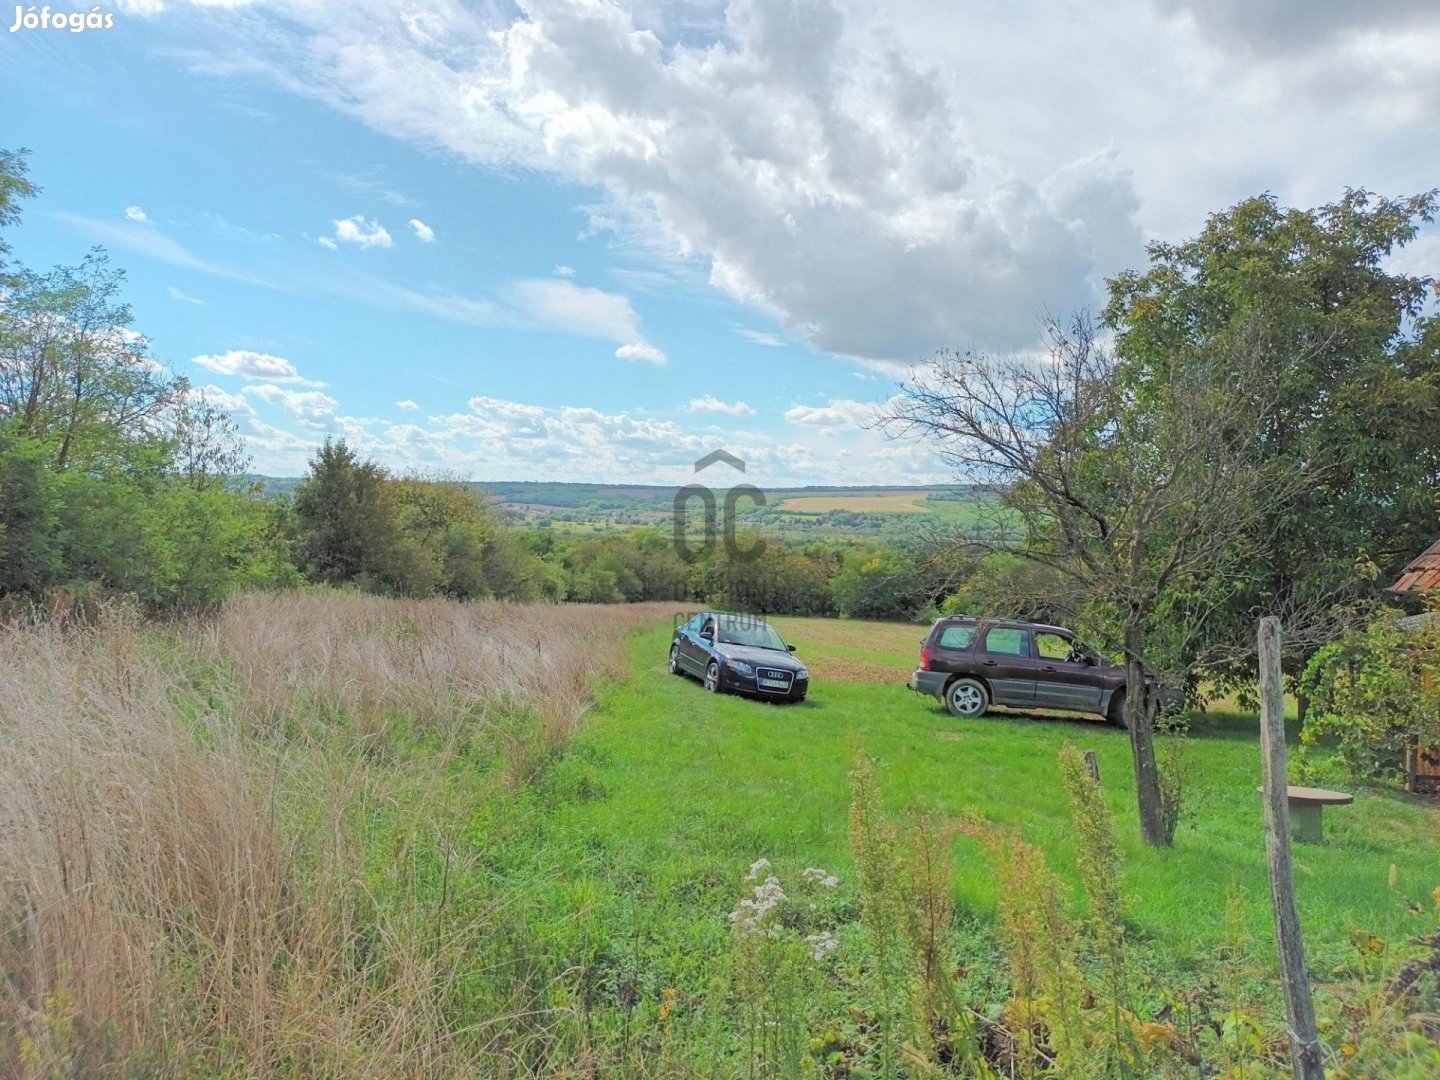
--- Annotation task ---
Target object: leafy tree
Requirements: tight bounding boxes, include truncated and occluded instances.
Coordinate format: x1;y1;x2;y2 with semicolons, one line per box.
292;439;405;589
881;315;1299;845
0;251;185;473
1105;189;1440;701
830;544;931;621
0;431;62;594
0;147;38;276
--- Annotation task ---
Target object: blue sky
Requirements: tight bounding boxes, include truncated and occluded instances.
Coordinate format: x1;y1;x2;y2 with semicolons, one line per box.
3;0;1436;484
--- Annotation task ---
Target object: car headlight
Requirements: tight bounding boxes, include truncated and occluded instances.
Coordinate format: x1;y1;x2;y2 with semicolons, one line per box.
796;666;809;679
728;659;755;677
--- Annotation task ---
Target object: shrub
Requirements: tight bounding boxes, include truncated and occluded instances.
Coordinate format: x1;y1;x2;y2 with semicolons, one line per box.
1300;609;1440;784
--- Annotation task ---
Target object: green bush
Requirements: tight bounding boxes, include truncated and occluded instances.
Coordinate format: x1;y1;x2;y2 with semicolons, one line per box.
1300;609;1440;784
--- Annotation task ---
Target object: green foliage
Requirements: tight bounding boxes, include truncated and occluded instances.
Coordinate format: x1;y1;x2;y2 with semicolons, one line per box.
1106;188;1440;684
1300;610;1440;784
829;544;934;621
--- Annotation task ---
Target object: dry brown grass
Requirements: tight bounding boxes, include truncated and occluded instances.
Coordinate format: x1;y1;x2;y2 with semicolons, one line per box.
0;591;672;1079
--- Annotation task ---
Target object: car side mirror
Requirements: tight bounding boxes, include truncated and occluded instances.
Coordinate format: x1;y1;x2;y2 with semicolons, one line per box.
786;643;796;652
699;629;713;640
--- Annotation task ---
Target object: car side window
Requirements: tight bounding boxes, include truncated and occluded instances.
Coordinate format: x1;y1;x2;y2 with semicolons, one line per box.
936;625;976;649
687;614;705;633
700;617;715;638
983;627;1030;657
1034;632;1075;661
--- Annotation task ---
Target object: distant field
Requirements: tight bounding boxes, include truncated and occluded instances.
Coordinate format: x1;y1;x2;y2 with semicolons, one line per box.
776;492;932;514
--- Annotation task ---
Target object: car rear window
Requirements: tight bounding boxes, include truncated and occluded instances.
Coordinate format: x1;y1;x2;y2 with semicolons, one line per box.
936;625;976;649
983;627;1030;657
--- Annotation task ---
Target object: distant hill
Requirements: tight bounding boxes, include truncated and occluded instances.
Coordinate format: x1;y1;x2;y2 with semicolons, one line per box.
243;477;994;541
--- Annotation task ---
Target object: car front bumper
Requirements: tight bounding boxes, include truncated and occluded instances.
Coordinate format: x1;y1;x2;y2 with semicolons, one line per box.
720;666;809;702
908;670;948;700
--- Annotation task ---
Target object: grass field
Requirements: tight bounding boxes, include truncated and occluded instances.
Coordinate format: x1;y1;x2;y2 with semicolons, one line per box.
776;493;933;514
553;617;1440;971
7;600;1437;1077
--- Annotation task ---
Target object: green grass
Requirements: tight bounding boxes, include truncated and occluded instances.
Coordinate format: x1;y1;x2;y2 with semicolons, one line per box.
532;619;1440;983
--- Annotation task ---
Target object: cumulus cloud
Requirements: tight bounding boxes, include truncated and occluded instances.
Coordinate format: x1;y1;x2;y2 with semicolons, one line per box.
168;0;1440;361
169;0;1155;359
195;375;945;484
243;383;341;429
409;218;436;242
554;264;576;276
396;399;421;410
615;342;666;363
785;399;876;427
688;395;756;416
192;349;326;386
330;215;392;248
124;205;148;222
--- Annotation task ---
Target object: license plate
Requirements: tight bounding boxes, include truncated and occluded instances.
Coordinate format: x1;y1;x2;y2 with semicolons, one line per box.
758;677;789;689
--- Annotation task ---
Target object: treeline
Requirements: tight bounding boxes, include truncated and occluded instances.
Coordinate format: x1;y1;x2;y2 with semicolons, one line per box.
271;436;958;619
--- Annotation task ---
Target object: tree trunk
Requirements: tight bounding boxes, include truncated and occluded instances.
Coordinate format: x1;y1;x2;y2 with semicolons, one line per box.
1124;623;1169;846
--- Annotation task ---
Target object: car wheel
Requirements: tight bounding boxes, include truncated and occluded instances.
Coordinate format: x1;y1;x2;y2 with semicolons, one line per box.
1108;690;1129;730
704;661;721;694
946;678;988;718
668;645;682;675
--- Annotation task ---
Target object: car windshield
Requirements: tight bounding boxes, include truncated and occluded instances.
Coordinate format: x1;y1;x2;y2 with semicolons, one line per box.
715;617;787;651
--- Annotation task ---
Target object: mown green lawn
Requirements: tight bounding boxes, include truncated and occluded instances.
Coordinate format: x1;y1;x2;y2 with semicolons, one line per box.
534;618;1440;985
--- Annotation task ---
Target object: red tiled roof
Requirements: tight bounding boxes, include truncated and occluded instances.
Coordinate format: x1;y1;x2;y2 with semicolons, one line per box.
1391;536;1440;594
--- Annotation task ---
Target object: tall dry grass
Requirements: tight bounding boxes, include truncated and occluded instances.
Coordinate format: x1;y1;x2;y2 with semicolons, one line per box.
0;591;674;1078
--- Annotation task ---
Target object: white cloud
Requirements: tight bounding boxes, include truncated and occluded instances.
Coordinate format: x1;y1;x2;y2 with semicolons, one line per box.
785;399;876;427
53;212;276;289
409;218;436;242
243;383;341;429
212;387;945;484
688;395;756;416
172;0;1440;362
504;277;664;359
192;349;326;387
554;264;576;276
124;205;148;222
331;215;392;248
167;286;203;304
396;399;420;410
318;236;338;249
615;342;666;363
738;328;785;348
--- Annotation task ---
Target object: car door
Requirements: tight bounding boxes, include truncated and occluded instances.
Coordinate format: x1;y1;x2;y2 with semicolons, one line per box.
687;614;717;672
1031;631;1105;712
977;625;1039;706
677;614;706;673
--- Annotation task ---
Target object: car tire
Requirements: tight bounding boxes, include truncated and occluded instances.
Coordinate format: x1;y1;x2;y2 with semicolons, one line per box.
668;645;682;675
704;661;722;694
945;678;989;718
1108;690;1129;730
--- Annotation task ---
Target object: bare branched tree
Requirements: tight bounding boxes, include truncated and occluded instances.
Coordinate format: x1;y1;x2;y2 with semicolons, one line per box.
878;313;1313;845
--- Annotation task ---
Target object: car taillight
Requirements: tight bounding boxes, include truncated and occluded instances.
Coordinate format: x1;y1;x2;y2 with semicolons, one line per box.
919;646;930;671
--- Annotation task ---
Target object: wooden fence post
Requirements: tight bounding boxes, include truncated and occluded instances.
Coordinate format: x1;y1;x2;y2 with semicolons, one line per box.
1258;616;1325;1080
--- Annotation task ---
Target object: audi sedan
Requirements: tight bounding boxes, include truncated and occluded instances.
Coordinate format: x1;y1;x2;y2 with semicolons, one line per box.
668;612;809;703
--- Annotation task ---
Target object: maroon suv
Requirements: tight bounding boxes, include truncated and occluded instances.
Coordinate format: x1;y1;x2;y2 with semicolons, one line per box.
907;615;1129;724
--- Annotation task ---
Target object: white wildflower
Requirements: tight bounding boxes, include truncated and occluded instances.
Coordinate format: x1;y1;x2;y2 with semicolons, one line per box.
802;867;839;888
729;873;787;936
804;930;839;961
745;858;772;881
